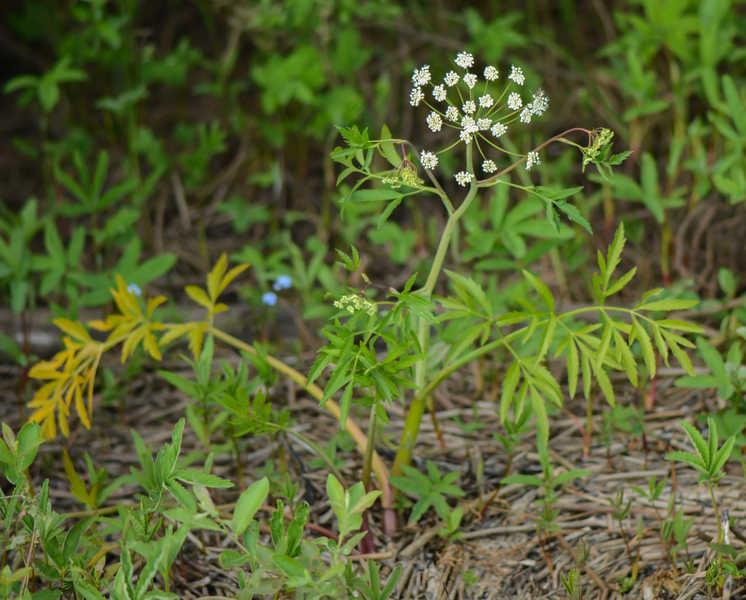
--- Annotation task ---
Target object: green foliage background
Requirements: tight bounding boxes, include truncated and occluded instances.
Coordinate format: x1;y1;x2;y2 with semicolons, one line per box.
0;0;745;321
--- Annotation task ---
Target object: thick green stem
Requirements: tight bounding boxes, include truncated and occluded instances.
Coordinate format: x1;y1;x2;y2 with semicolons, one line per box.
392;144;478;475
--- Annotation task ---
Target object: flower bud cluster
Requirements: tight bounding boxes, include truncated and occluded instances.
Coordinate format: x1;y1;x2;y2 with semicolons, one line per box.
334;294;378;317
583;128;614;166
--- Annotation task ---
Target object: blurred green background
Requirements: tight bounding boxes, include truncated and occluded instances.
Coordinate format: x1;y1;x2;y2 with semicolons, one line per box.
0;0;745;334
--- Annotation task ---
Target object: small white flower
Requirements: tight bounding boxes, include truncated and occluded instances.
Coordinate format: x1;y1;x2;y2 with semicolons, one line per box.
507;92;522;111
444;71;460;87
455;52;474;69
433;84;447;102
445;106;460;121
479;94;494;108
519;107;532;123
127;283;142;297
463;73;478;89
491;122;507;137
477;118;492;130
462;100;476;114
412;65;431;87
420;151;438;170
455;171;474;186
461;115;478;133
484;66;499;81
509;65;525;85
530;88;549;116
410;87;425;106
460;130;473;144
482;160;497;173
426;112;443;132
526;151;541;171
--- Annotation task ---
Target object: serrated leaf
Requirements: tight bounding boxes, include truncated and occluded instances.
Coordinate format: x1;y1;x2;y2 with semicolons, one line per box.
604;223;626;290
636;298;699;311
522;269;554;313
531;385;549;444
534;315;557;369
632;318;656;378
605;267;637;297
566;337;579;398
500;362;521;423
680;421;709;465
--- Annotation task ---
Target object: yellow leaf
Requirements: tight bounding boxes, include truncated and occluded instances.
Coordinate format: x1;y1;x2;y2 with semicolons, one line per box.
207;254;228;302
209;303;229;316
58;400;70;438
185;286;213;310
121;327;146;363
116;274;142;317
63;448;92;507
216;263;250;297
146;296;167;320
87;320;111;331
37;412;56;440
29;367;66;380
160;323;195;347
29;381;60;404
74;384;91;430
188;325;206;360
53;319;92;343
143;331;162;361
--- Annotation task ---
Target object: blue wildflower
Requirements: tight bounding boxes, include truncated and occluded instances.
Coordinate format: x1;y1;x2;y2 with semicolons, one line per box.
126;283;142;297
262;292;278;307
273;275;293;291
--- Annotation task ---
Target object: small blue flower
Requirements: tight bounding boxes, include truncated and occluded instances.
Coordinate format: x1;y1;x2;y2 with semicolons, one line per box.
126;283;142;297
262;292;278;307
273;275;293;291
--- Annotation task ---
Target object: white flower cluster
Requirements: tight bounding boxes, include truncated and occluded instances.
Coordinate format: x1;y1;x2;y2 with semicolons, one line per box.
334;294;377;317
455;52;474;69
405;54;548;181
427;112;442;132
420;151;438;170
454;171;474;186
507;93;522;111
412;64;431;87
410;87;424;107
509;65;525;85
528;88;549;116
477;118;492;130
491;122;507;137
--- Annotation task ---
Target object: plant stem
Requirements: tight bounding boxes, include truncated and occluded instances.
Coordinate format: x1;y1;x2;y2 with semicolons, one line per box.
708;482;723;544
392;143;478;476
361;404;377;492
584;388;594;458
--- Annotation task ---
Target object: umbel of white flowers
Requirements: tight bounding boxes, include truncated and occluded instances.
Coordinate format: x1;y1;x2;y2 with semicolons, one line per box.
409;53;550;185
